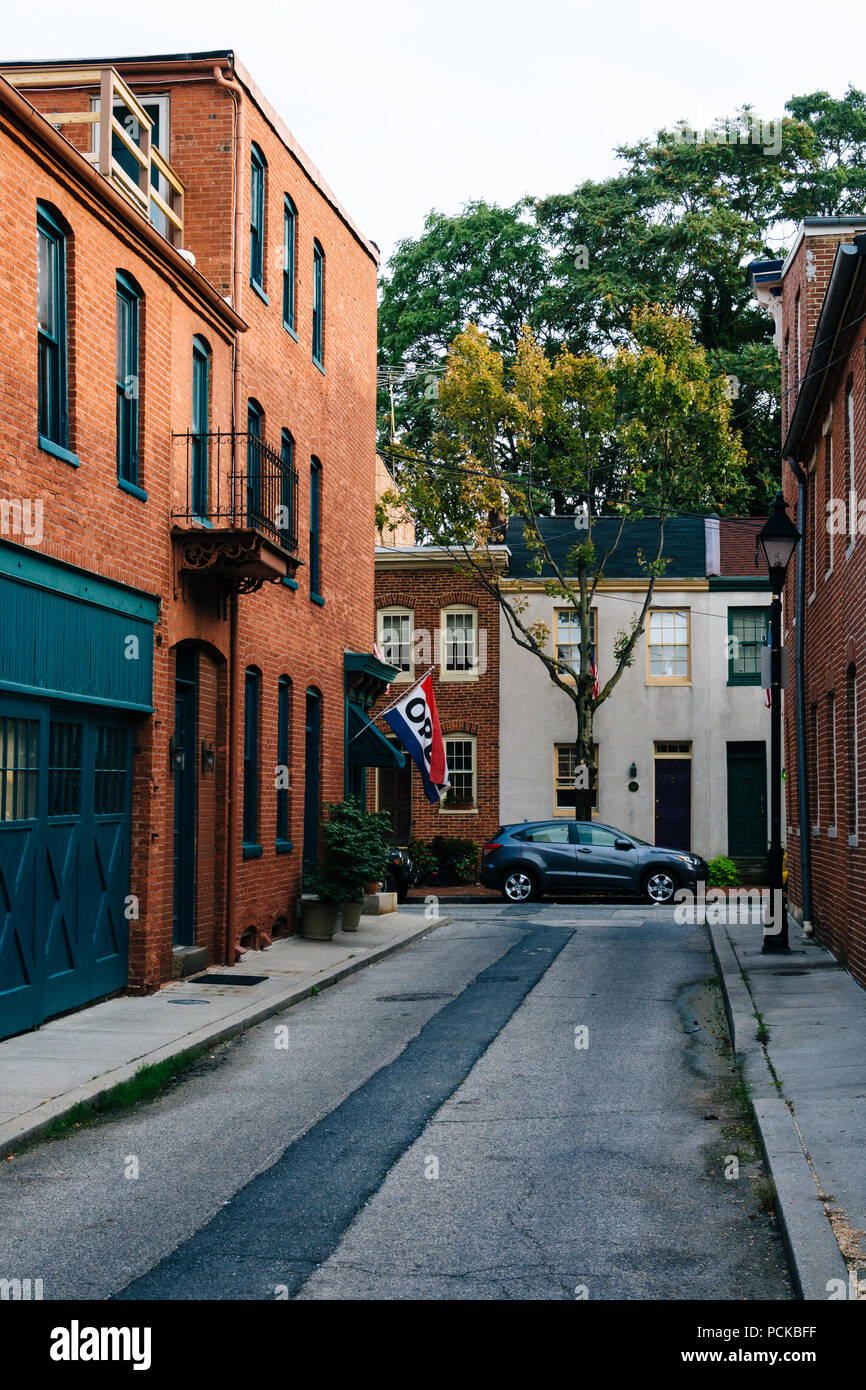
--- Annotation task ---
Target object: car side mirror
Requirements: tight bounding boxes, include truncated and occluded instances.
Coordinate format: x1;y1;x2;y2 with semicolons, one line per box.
614;839;633;850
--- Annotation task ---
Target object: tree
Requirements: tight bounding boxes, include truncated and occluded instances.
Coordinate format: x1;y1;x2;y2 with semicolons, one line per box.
379;90;866;513
390;307;747;819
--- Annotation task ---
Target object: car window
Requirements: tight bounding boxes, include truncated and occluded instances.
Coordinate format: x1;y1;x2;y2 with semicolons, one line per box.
519;823;571;844
577;824;629;847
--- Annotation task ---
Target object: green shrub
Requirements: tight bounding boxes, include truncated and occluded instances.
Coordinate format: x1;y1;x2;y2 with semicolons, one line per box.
304;798;393;902
706;855;740;888
409;836;480;885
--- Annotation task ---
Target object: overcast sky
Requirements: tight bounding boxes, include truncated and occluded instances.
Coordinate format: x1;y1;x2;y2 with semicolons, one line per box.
4;0;864;269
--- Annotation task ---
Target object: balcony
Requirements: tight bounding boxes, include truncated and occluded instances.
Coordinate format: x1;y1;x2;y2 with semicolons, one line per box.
1;65;185;248
172;431;301;594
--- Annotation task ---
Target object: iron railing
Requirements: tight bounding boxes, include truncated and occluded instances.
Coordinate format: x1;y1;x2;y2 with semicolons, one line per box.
172;430;299;554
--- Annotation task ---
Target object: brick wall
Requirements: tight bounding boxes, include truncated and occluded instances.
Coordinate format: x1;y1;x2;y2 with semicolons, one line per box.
371;562;501;856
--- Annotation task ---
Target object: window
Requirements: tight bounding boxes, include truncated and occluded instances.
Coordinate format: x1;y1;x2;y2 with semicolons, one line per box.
577;823;625;847
441;606;478;679
828;692;837;829
442;735;476;811
519;823;571;844
795;290;801;394
277;676;292;849
378;607;414;679
48;721;82;816
249;144;266;293
0;717;38;821
728;608;769;685
94;726;128;814
116;272;141;488
191;336;210;518
847;381;856;549
824;430;834;575
647;609;690;682
809;453;817;596
243;668;261;850
283;197;296;333
848;665;859;843
554;743;598;815
37;204;69;451
247;399;263;528
555;607;597;673
810;701;820;829
310;456;322;600
279;429;295;551
312;240;324;367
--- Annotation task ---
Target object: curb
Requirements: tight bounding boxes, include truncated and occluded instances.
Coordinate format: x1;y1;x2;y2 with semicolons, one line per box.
709;922;849;1301
0;913;449;1159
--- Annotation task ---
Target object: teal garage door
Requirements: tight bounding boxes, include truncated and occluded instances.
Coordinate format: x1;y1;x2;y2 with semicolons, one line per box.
0;698;133;1039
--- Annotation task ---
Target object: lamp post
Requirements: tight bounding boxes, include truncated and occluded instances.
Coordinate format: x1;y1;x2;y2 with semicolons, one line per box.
758;492;801;954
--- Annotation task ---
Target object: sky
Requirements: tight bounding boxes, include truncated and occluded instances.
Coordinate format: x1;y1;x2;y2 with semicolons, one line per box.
4;0;865;270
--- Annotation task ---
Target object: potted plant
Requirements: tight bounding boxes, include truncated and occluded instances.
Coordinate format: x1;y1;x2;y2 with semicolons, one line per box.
300;864;341;940
318;799;393;931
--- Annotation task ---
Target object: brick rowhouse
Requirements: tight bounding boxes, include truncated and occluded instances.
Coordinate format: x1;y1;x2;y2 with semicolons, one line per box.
750;218;866;987
0;51;382;1033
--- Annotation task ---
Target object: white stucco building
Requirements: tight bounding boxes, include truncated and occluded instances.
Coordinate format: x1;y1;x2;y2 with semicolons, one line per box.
499;516;775;869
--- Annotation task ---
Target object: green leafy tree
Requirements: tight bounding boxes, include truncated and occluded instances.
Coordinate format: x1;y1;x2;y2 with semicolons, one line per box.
391;307;747;819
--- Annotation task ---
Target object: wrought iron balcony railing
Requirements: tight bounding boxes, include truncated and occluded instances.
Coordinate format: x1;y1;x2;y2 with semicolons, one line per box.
172;430;299;555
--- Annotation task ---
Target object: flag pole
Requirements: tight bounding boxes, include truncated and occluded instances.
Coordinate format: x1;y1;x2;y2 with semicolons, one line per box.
347;665;437;744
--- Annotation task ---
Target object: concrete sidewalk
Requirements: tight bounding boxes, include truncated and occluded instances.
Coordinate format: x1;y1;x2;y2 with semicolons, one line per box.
711;913;866;1301
0;909;443;1158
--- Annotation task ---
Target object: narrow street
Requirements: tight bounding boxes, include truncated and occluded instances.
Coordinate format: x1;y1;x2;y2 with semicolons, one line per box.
0;907;791;1301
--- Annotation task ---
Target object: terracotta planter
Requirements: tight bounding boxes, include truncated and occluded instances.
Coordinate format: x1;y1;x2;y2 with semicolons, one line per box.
300;898;339;941
364;880;380;895
340;900;363;932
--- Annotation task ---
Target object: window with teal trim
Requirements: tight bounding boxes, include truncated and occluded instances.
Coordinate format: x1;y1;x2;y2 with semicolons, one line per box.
312;240;324;366
280;428;295;551
310;456;322;599
37;204;69;449
277;675;291;847
728;607;770;685
191;336;210;518
243;667;261;848
283;197;296;332
116;272;141;486
247;398;263;529
250;144;266;291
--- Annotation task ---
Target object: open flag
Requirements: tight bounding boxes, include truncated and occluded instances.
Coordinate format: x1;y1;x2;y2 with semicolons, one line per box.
382;673;449;804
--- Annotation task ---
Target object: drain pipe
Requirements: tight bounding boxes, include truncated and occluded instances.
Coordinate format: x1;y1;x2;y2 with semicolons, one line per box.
788;456;813;935
214;60;245;965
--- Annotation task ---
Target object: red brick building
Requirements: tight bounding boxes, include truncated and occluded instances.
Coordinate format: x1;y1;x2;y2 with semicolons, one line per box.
750;218;866;986
371;547;506;852
0;54;391;1038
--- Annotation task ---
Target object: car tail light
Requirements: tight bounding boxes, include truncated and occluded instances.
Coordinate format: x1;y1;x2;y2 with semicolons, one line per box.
482;842;502;855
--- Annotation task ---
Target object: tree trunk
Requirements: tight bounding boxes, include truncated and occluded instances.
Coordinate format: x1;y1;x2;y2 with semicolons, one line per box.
572;687;595;822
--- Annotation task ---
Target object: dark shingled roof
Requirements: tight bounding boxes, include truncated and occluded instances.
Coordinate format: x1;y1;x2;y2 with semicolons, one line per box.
504;515;707;580
719;518;769;577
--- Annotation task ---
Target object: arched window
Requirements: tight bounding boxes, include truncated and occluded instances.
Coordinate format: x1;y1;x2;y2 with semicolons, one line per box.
250;143;267;293
310;456;322;600
276;675;292;850
243;666;262;853
116;271;143;492
848;664;859;842
312;240;324;367
191;336;211;519
283;196;297;333
37;202;71;454
279;429;296;552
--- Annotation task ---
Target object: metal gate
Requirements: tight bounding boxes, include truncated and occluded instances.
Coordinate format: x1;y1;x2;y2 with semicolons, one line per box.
0;696;132;1040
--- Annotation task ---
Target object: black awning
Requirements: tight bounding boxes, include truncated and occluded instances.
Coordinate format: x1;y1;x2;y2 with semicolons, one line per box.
347;701;406;769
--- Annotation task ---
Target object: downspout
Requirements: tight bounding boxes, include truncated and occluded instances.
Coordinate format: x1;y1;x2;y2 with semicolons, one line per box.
214;61;245;965
788;456;813;934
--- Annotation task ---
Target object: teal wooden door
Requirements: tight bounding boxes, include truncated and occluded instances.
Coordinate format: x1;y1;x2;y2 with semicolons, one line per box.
727;742;767;857
0;698;132;1040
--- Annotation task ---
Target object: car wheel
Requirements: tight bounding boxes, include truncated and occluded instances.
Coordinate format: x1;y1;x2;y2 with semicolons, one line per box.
501;868;540;903
383;870;398;896
642;868;678;905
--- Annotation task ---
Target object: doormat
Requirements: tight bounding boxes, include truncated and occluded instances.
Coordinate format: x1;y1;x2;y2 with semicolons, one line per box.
189;974;269;986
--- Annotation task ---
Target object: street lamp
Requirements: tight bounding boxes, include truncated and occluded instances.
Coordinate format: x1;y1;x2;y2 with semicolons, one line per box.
758;492;801;953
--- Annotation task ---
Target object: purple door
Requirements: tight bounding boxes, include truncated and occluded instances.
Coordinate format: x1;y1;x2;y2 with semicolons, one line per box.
654;758;691;851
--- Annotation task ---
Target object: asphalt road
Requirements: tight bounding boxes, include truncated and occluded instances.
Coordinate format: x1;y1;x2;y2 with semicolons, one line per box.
0;905;792;1301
